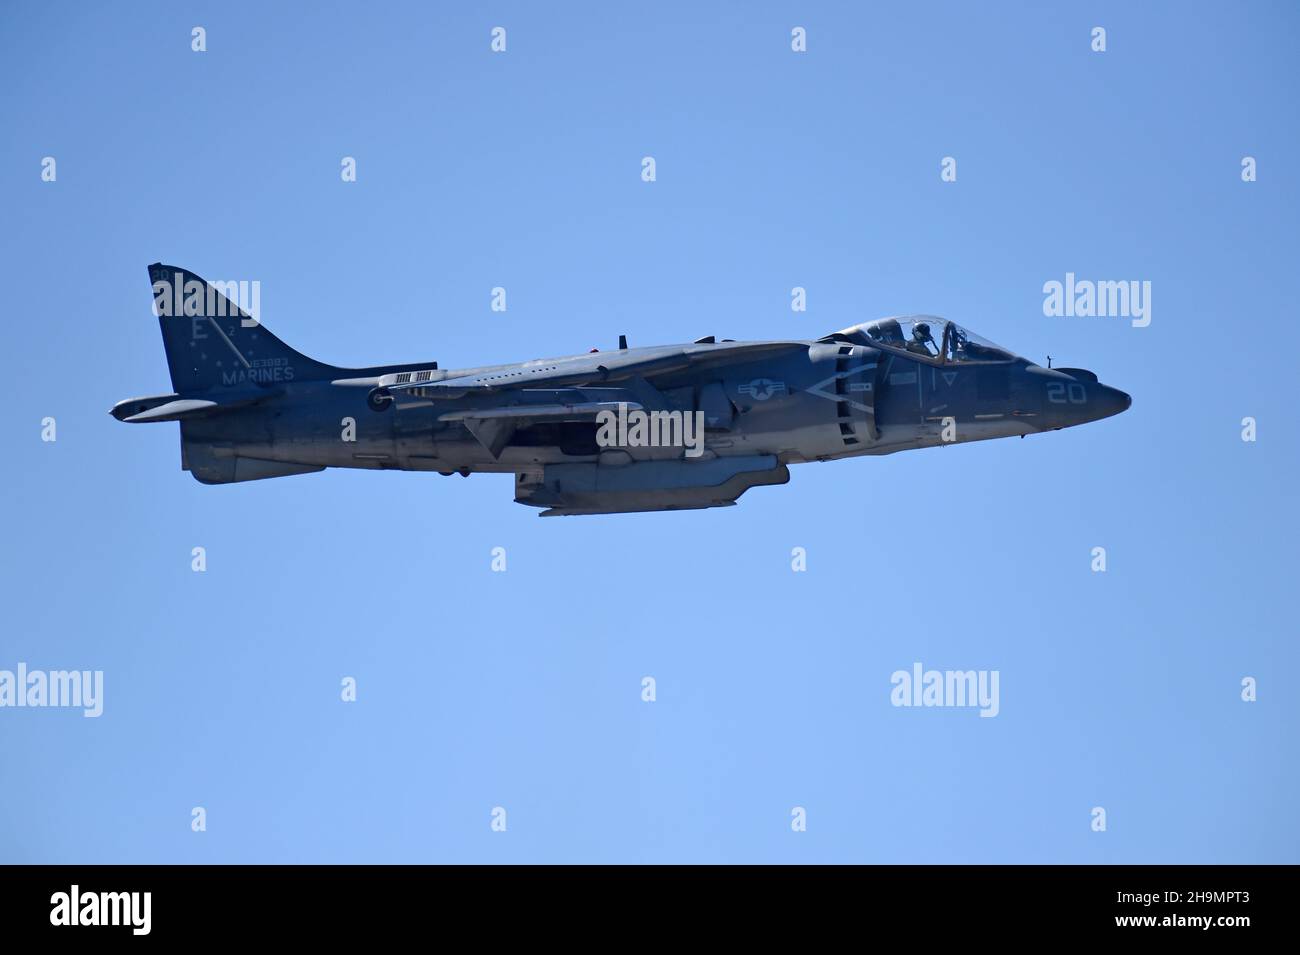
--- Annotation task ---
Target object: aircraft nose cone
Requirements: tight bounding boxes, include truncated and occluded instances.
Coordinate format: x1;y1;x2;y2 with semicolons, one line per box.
1094;385;1131;421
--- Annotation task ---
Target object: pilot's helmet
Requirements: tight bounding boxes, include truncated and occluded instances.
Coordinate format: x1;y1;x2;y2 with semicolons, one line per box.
913;322;932;340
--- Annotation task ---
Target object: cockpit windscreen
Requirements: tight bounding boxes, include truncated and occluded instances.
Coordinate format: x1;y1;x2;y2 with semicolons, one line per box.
823;317;1014;364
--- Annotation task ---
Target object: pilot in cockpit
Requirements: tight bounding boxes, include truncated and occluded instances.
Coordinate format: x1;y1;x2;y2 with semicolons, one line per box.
906;321;936;357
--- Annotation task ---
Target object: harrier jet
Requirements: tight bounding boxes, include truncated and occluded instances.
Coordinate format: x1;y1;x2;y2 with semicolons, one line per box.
112;264;1131;515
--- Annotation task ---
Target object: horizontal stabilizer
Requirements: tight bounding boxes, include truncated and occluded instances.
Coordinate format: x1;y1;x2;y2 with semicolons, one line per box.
121;398;219;423
111;390;280;423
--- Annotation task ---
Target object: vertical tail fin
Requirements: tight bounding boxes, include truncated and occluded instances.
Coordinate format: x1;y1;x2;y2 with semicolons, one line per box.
148;263;337;393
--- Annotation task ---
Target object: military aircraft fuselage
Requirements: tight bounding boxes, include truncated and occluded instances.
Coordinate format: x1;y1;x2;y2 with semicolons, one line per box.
113;266;1131;515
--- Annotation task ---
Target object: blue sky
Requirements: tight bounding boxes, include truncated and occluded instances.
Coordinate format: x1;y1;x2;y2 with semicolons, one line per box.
1;0;1296;863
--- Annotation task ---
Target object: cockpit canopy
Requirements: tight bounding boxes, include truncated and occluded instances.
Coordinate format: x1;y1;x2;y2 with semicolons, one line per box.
820;316;1015;364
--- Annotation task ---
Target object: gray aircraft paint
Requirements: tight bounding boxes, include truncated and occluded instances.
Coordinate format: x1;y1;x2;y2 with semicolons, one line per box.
113;265;1131;515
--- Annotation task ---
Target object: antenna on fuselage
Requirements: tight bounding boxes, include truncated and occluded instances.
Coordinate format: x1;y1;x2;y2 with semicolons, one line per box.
618;334;628;350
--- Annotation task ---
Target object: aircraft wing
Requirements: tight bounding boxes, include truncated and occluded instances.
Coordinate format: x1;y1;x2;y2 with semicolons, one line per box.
376;341;806;398
437;400;640;423
370;341;806;459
